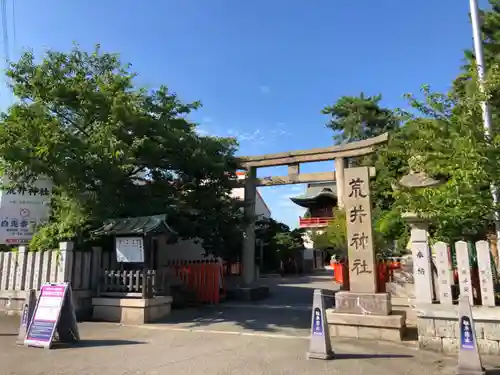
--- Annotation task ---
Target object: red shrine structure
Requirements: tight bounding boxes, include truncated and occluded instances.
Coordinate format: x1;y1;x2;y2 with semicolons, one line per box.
290;182;338;271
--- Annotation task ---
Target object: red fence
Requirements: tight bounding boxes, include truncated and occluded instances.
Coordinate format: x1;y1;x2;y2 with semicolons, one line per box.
331;260;399;292
165;260;225;304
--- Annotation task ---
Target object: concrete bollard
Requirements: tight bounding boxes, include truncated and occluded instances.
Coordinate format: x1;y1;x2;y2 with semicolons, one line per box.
456;295;485;375
16;289;37;345
307;289;334;360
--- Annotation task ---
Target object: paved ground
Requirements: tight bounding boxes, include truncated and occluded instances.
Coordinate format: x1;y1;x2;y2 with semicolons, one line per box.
0;316;485;375
1;272;497;374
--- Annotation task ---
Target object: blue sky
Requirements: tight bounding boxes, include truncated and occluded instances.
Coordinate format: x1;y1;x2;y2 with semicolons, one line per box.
0;0;490;228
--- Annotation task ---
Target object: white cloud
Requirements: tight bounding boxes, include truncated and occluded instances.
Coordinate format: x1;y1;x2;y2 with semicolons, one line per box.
194;120;292;149
195;127;209;136
259;85;271;94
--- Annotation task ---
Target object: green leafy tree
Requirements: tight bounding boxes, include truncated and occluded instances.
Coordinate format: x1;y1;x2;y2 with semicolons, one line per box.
322;93;407;250
255;217;305;271
312;208;392;259
322;93;400;144
311;209;347;258
391;78;500;241
0;45;243;254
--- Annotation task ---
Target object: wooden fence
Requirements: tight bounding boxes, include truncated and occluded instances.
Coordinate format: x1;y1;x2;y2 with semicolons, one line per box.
0;240;256;312
0;242;104;293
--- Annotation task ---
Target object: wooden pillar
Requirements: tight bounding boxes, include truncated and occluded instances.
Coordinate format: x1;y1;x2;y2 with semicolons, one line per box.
242;167;257;285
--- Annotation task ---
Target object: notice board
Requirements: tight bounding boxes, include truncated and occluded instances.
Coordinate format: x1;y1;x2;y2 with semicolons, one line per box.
24;282;79;349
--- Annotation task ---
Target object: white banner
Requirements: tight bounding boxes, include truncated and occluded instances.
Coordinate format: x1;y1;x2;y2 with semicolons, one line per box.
0;177;52;244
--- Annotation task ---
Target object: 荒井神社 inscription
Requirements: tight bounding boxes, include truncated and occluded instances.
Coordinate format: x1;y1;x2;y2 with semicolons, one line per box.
344;167;377;293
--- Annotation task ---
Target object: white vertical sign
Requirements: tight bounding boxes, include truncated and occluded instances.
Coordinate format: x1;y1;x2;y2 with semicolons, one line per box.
411;224;433;304
433;242;452;305
476;240;495;307
455;241;474;306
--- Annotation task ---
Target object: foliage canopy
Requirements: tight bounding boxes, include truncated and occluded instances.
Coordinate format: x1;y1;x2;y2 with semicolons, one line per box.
0;45;243;254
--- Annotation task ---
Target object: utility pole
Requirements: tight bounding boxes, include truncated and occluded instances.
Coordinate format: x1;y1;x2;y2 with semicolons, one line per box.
469;0;500;267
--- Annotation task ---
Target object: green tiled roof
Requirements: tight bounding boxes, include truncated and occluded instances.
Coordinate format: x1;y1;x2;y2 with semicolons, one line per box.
92;214;176;236
291;182;337;200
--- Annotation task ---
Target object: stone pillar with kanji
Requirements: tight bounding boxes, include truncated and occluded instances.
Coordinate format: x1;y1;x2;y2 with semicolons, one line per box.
329;166;406;342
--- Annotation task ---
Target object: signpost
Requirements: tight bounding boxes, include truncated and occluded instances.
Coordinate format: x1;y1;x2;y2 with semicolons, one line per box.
456;295;484;375
307;289;334;360
24;282;79;349
16;289;36;345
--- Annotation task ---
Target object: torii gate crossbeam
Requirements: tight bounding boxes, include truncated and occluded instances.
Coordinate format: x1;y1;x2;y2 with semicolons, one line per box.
236;133;389;285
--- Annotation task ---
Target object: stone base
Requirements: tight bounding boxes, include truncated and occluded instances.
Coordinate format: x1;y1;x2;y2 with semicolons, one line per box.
225;286;270;301
0;289;94;321
335;291;391;315
307;351;334;360
386;282;415;299
416;303;500;356
327;309;406;342
92;296;172;324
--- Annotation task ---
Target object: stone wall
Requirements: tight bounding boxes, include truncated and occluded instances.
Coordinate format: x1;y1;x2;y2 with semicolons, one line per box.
417;304;500;355
0;289;94;321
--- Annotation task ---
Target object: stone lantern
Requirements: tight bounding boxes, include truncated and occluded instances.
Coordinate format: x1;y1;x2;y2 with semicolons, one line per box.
394;155;448;305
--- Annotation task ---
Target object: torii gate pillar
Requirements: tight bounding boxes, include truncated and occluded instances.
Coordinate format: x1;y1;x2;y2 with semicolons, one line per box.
242;167;257;285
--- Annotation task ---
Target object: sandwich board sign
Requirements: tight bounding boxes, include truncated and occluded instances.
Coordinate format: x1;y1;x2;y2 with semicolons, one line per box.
24;282;80;349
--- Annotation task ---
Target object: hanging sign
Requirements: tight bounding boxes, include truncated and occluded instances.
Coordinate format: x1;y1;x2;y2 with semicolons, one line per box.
115;237;144;263
24;282;79;349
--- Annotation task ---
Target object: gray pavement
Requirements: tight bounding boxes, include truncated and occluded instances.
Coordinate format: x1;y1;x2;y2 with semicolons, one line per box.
230;271;341;309
1;273;498;374
0;315;489;375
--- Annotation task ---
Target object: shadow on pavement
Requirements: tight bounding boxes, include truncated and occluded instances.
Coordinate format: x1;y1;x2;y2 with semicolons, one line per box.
154;273;340;335
156;304;313;334
54;339;146;349
0;333;17;337
335;353;413;359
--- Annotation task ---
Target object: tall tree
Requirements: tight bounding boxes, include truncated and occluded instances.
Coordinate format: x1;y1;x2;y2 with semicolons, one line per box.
255;217;305;271
322;93;400;144
390;79;500;241
0;45;243;254
322;94;407;250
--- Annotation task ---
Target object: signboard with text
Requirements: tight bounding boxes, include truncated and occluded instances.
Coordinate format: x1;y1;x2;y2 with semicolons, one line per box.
115;237;145;263
24;282;79;349
0;177;52;244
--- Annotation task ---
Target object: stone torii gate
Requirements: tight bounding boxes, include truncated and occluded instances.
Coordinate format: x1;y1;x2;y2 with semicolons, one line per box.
236;133;388;285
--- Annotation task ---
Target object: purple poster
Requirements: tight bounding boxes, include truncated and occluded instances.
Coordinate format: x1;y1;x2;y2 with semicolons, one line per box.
25;284;67;348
